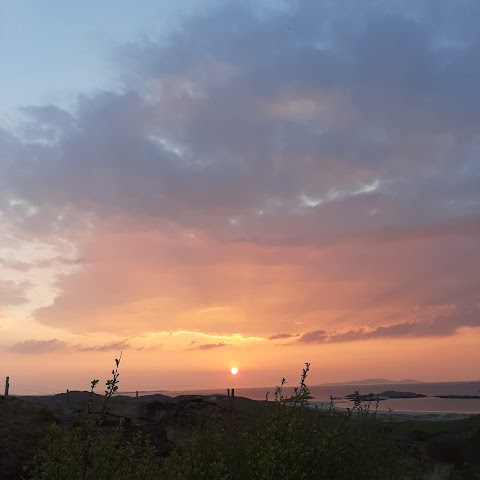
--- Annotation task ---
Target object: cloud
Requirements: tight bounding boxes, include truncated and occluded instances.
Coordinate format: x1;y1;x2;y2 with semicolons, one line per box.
76;339;131;352
134;344;163;351
190;342;227;351
0;0;479;342
37;257;89;269
268;333;296;340
297;330;328;343
3;1;480;243
8;339;69;354
0;281;31;306
297;324;412;344
7;338;132;354
297;306;480;343
0;259;31;272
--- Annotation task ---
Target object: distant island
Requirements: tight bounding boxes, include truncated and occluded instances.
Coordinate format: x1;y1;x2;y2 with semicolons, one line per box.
284;394;315;402
346;391;427;402
321;378;421;386
434;395;480;400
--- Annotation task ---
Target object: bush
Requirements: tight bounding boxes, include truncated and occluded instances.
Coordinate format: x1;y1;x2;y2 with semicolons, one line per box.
29;354;162;480
162;363;407;480
30;360;411;479
30;419;160;480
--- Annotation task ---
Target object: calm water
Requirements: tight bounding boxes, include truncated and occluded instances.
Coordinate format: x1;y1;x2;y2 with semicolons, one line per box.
235;382;480;414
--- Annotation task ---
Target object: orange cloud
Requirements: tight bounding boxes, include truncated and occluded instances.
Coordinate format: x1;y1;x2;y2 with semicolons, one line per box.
31;216;480;345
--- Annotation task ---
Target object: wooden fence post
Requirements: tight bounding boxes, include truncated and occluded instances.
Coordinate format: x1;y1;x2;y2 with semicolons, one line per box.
4;376;9;398
231;388;235;413
136;390;139;418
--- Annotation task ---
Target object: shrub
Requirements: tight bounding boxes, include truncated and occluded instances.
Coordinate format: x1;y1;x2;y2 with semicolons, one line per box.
29;354;162;480
162;363;407;480
30;359;412;479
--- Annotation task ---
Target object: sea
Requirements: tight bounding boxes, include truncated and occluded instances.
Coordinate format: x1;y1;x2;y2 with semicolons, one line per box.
234;381;480;414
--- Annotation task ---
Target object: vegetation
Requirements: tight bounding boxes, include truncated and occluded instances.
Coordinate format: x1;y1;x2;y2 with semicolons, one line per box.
162;363;406;480
1;357;478;479
29;354;161;480
0;396;56;479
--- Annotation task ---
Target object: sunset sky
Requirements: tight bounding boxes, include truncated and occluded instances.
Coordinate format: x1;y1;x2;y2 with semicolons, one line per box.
1;0;479;393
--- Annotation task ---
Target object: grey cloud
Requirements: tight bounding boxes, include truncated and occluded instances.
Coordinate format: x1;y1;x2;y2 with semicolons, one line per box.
37;257;90;269
7;338;132;354
297;330;328;343
134;344;163;351
426;306;480;335
0;259;31;272
0;257;87;273
297;324;412;344
2;0;480;243
0;281;31;306
190;342;227;350
18;105;76;143
268;333;296;340
56;257;89;266
326;323;417;343
297;306;480;344
76;339;131;352
8;339;69;354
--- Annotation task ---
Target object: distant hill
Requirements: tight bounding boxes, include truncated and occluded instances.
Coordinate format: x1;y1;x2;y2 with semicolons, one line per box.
320;378;421;386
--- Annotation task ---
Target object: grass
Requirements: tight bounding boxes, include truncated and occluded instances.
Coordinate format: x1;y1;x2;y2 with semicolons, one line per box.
160;367;412;479
391;418;480;479
2;357;479;479
0;396;57;479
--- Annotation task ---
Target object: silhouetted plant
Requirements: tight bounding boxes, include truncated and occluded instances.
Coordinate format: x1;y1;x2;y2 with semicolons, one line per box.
162;363;407;480
30;359;416;479
29;353;162;480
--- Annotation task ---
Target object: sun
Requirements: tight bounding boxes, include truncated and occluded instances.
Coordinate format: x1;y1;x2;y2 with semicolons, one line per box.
230;367;238;375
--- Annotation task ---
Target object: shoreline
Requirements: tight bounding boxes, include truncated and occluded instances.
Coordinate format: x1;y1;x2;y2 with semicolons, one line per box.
308;401;477;421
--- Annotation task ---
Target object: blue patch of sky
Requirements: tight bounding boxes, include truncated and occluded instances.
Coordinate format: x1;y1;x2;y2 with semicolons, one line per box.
0;0;228;115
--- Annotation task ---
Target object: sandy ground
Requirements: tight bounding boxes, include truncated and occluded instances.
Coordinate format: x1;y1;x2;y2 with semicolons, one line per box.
308;401;475;422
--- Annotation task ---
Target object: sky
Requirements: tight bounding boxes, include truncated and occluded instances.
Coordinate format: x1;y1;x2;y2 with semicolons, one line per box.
1;0;479;393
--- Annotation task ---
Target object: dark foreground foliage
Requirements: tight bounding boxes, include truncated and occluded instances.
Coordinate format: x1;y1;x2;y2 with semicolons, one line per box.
162;364;407;480
0;396;56;478
1;356;476;479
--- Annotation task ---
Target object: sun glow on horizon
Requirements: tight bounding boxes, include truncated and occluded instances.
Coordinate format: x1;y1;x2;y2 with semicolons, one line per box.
231;367;238;375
